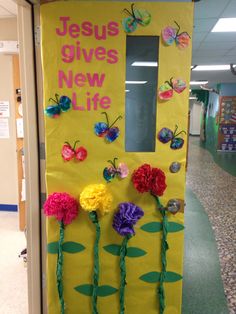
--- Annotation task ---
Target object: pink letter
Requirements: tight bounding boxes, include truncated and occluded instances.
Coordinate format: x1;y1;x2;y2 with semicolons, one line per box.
74;73;86;87
81;21;93;36
94;24;106;40
95;47;106;60
100;96;111;109
107;49;118;64
82;48;94;63
87;73;105;87
56;17;70;36
58;70;73;88
61;45;75;63
72;92;85;111
108;21;119;36
69;23;80;38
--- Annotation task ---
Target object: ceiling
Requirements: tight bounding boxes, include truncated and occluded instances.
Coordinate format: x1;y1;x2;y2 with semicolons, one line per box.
0;0;235;84
0;0;17;18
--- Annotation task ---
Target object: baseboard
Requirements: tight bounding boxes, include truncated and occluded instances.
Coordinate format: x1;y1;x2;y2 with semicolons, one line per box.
0;204;18;212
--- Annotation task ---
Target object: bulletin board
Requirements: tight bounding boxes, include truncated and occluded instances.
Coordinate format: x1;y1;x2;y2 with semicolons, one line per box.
41;2;193;314
217;96;236;151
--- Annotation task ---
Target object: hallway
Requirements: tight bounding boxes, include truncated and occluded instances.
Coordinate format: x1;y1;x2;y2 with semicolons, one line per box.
185;136;236;314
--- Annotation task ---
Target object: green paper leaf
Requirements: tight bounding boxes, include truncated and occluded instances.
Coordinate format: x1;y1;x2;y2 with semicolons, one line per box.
74;284;93;296
168;222;184;233
62;242;85;253
47;241;85;254
47;242;58;254
97;285;118;297
74;284;118;297
141;222;162;233
140;271;182;283
126;247;147;258
103;244;121;256
140;221;184;233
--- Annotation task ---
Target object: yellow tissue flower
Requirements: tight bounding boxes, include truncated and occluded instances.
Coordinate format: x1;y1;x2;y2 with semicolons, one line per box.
80;184;113;215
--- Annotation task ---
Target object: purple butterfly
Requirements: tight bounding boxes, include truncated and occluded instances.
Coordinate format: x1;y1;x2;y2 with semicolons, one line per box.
94;112;122;143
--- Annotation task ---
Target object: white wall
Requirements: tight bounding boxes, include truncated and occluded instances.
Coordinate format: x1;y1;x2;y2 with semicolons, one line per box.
190;101;202;135
0;18;18;204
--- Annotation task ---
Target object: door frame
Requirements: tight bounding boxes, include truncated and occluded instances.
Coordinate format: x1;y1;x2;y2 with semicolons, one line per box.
16;1;42;313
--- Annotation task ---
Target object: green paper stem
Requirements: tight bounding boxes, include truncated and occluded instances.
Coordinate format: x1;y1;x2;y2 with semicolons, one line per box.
119;235;131;314
57;221;65;314
89;211;101;314
152;194;169;314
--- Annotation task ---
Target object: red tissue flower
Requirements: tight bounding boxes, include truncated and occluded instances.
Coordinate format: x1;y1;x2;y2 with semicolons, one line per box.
132;164;167;196
132;164;152;193
75;146;87;161
43;192;79;225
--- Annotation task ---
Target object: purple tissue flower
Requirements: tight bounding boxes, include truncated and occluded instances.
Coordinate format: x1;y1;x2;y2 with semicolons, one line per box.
113;202;144;236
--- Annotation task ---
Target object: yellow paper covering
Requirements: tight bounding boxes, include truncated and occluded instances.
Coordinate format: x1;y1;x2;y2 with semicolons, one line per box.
41;2;193;313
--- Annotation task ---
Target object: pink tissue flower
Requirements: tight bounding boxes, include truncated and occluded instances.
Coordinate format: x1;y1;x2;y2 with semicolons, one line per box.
43;192;79;225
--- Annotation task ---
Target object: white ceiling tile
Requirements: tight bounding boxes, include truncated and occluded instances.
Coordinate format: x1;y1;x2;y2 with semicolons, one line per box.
194;0;231;19
204;32;236;42
198;41;236;49
192;32;208;42
222;0;236;18
225;47;236;56
194;18;218;32
192;55;228;64
221;56;236;63
0;6;13;18
194;49;230;57
0;0;17;16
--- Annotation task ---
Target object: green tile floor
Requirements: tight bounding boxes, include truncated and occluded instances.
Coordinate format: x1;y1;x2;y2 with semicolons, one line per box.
182;188;229;314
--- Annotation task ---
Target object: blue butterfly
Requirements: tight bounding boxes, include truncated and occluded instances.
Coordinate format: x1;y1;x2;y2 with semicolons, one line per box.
94;112;122;143
45;94;71;118
157;125;186;150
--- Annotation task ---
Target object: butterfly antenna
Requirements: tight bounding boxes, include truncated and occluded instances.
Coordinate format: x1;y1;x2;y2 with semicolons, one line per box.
131;3;136;18
175;130;186;137
107;159;116;168
48;97;57;104
101;112;109;126
55;93;60;103
109;115;122;128
73;140;80;150
174;21;181;35
165;78;173;89
113;157;118;169
64;141;71;147
173;124;178;136
123;8;132;16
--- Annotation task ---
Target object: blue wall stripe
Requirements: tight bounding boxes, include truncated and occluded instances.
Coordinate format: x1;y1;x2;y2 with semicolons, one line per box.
0;204;18;212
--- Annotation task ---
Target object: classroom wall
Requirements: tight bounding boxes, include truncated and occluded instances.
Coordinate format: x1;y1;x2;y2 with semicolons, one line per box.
0;18;18;206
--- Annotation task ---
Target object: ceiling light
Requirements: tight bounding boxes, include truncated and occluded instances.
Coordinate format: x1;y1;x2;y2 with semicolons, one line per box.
189;97;197;100
212;18;236;32
131;61;158;67
190;81;208;85
193;65;231;71
189;89;192;92
125;81;147;84
125;90;130;92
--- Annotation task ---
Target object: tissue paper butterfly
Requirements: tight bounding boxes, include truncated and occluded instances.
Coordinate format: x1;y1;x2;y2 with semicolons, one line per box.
162;21;191;49
157;125;186;150
103;158;129;182
158;77;186;100
61;140;87;162
122;3;151;33
94;112;122;143
45;93;71;118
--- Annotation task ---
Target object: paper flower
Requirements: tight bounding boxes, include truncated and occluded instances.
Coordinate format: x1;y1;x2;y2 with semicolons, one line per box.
43;192;78;225
113;202;144;236
113;202;144;314
43;192;79;314
80;184;113;313
80;184;113;215
132;164;152;193
132;164;167;196
75;146;87;161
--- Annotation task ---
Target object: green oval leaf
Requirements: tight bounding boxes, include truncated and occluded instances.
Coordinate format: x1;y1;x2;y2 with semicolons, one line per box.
47;242;58;254
74;284;93;296
103;244;121;256
141;222;162;233
140;271;182;283
98;285;118;297
126;247;147;258
74;284;118;297
168;222;184;233
62;242;85;253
